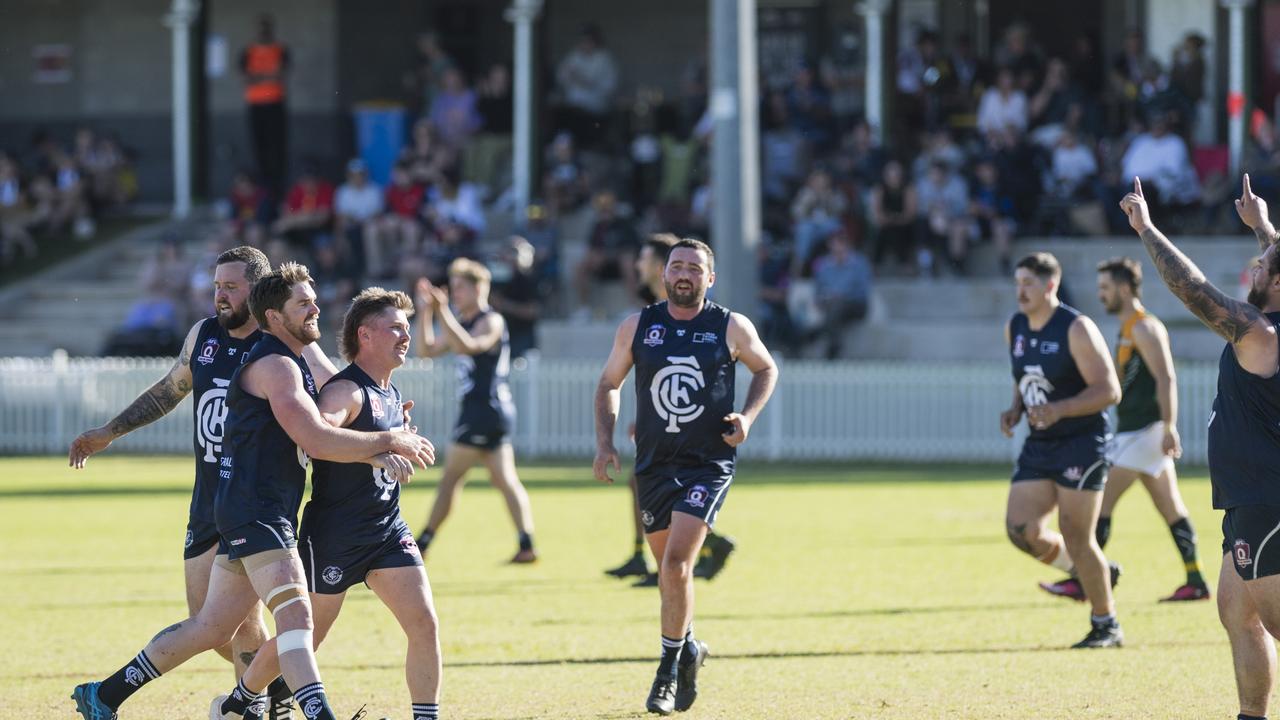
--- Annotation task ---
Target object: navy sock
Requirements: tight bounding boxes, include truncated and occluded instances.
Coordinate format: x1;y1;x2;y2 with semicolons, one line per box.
1095;516;1112;549
1238;714;1266;720
412;702;440;720
98;650;161;709
678;627;699;666
220;678;264;716
294;681;337;720
657;635;683;678
518;532;534;552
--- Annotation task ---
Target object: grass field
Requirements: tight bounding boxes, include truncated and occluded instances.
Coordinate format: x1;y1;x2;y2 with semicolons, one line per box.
0;456;1240;719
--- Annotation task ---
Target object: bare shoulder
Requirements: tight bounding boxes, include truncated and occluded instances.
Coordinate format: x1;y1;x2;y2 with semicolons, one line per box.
243;353;301;395
1133;315;1168;341
616;312;641;339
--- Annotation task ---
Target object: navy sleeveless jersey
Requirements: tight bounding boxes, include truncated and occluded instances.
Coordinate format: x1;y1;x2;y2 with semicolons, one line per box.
1208;311;1280;508
457;309;514;416
216;333;318;532
303;363;406;545
1008;304;1108;440
188;317;261;523
632;301;736;476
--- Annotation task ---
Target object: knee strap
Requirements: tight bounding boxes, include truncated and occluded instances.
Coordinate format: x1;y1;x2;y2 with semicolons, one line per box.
276;628;312;654
265;583;307;615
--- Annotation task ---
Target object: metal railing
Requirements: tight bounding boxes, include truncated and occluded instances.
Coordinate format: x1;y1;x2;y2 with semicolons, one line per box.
0;355;1219;464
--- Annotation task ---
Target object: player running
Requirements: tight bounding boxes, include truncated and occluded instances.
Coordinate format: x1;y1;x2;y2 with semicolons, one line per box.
71;263;434;720
594;238;778;714
212;287;442;720
1040;256;1209;602
1000;252;1124;648
1121;175;1280;719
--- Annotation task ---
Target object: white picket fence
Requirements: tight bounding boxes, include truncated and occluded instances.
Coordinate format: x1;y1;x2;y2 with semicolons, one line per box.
0;355;1220;463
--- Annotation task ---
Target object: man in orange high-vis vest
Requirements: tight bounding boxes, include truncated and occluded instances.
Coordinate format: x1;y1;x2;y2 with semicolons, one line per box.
240;14;290;200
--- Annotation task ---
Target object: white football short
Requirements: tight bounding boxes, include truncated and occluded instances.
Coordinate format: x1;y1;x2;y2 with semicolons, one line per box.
1107;421;1174;477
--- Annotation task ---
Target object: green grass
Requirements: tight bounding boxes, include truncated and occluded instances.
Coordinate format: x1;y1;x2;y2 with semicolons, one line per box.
0;456;1237;719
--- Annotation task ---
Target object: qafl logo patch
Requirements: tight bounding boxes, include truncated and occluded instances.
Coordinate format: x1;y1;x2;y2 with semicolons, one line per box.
322;566;344;585
685;484;709;509
650;356;706;433
196;378;232;463
197;337;219;365
642;324;667;347
1235;539;1253;569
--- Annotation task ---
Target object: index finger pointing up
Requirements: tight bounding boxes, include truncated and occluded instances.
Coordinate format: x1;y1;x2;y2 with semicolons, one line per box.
1245;173;1253;197
1133;176;1144;197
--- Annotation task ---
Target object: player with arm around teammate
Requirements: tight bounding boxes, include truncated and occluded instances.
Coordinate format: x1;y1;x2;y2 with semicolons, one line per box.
71;263;434;720
1000;252;1124;648
212;287;442;720
594;238;779;714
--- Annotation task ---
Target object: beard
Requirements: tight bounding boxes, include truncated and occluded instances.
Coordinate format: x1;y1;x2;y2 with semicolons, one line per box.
1101;297;1122;315
283;313;321;344
1248;284;1269;310
664;280;703;308
216;301;252;330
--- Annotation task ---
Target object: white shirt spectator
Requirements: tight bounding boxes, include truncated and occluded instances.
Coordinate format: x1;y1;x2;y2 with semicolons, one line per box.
1052;143;1098;192
428;182;485;234
976;88;1028;135
335;180;384;223
557;46;618;115
1122;131;1201;204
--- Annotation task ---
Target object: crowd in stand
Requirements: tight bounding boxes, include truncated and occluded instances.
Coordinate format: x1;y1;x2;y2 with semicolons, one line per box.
0;128;137;269
181;21;1233;360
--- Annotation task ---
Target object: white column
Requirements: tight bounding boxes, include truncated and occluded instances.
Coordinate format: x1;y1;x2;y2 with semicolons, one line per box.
165;0;199;219
1223;0;1254;178
858;0;892;143
506;0;543;224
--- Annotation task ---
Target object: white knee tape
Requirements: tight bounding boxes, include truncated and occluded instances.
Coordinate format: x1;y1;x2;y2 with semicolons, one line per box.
277;628;313;654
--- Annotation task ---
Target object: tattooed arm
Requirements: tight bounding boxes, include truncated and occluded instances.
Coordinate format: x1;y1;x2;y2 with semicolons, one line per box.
1235;173;1280;250
1120;178;1279;376
68;322;200;468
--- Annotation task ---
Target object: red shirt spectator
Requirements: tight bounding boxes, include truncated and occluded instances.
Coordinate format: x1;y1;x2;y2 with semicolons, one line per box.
285;178;335;214
386;181;424;218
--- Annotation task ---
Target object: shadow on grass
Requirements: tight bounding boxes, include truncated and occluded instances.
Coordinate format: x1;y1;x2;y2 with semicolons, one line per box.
532;601;1059;627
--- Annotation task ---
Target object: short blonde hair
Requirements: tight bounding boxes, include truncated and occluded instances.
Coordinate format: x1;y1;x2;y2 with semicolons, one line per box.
339;287;415;361
448;258;491;287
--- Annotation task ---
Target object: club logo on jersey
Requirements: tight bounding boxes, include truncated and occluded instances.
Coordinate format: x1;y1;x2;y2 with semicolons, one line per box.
196;378;232;463
303;697;323;719
1012;335;1025;358
692;332;718;344
641;510;654;527
185;529;194;548
1063;467;1083;482
651;356;706;433
643;324;667;347
1018;365;1054;408
369;395;384;418
685;484;709;508
124;666;144;687
1235;539;1253;568
322;566;343;585
227;347;237;356
197;337;219;365
372;465;397;501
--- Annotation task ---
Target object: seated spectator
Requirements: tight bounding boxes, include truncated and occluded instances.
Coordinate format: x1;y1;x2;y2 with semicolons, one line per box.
272;165;335;252
869;159;918;274
573;189;639;314
911;128;965;181
761;90;809;202
334;158;383;277
1121;114;1201;217
555;24;619;149
787;63;835;151
421;164;484;281
51;151;94;239
490;235;542;359
543;132;590;214
914;160;969;276
968;158;1016;274
0;154;37;265
1049;130;1099;198
369;163;424;280
791;167;848;274
227;170;271;243
106;280;184;356
141;237;191;309
976;67;1028;136
831;121;886;193
811;230;871;359
516;202;560;289
401;118;456;189
429;67;482;150
1028;57;1083;149
469;62;515;191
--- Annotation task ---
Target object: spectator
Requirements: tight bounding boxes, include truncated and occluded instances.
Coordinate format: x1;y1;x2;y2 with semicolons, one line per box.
831;121;886;192
1121;114;1201;216
573;190;639;314
555;24;619;149
406;31;454;117
1171;32;1207;135
993;23;1043;92
490;235;542;359
227;170;270;244
911;128;964;180
1029;58;1082;148
757;237;799;355
968;158;1016;274
470;62;514;191
542;132;590;214
869;159;918;274
401;118;456;189
240;13;290;199
976;67;1028;136
140;237;191;320
820;25;864;126
516;203;560;290
1110;28;1154;129
107;276;183;356
791;168;848;274
1070;34;1104;98
369;163;424;280
1049;130;1099;199
787;63;834;150
52;151;93;239
761;90;808;202
0;154;36;265
914;159;968;275
429;67;482;149
945;34;987;119
895;29;949;137
421;164;484;281
811;230;871;359
333;158;383;277
272;165;334;252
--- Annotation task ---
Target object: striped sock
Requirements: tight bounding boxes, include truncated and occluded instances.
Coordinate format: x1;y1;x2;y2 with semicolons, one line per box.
98;650;162;709
293;682;337;720
657;635;683;678
219;678;264;716
411;702;440;720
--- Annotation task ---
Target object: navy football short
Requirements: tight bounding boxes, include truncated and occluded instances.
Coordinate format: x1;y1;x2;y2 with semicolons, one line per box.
1222;505;1280;581
637;466;733;534
184;517;221;560
218;517;298;561
302;525;423;594
1012;432;1110;492
453;403;514;450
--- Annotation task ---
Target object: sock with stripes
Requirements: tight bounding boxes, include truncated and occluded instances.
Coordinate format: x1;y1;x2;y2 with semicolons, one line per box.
1169;517;1206;587
219;678;264;717
97;650;162;709
1095;516;1112;549
411;702;440;720
657;635;683;679
293;681;337;720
